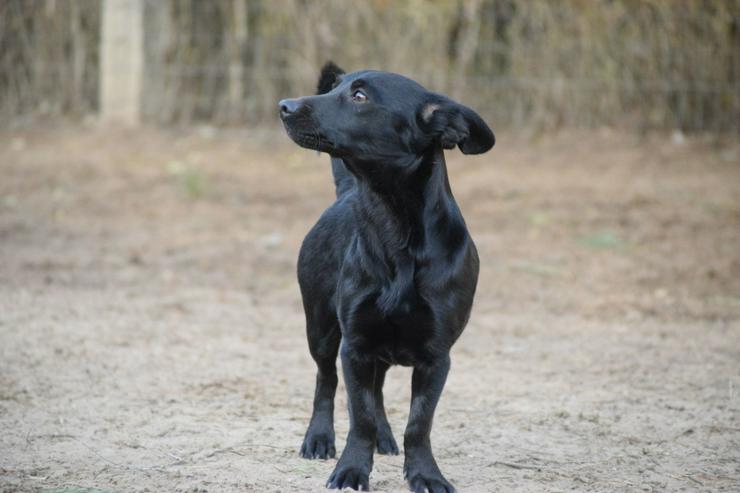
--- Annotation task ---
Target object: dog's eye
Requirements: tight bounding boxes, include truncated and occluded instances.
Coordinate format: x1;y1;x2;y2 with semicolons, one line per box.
351;90;368;103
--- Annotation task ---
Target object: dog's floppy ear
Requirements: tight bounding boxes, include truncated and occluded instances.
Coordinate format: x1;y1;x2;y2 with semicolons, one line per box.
316;61;345;95
420;96;495;154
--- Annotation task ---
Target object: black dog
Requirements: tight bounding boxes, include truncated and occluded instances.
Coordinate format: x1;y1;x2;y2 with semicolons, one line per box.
279;63;494;493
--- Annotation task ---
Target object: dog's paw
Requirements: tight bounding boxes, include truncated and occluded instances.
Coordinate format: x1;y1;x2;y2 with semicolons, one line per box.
300;431;336;460
326;463;370;491
404;463;456;493
376;428;399;455
406;473;456;493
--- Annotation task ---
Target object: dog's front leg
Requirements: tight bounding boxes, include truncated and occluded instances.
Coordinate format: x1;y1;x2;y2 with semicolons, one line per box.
327;344;376;491
403;355;455;493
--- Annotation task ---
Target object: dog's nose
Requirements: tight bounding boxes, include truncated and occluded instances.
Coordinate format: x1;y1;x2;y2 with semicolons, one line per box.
279;98;302;118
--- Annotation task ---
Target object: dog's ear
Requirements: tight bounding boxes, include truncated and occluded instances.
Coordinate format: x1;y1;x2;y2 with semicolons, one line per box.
420;96;495;154
316;61;345;95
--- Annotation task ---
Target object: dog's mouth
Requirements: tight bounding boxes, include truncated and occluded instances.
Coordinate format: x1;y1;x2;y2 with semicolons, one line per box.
288;129;336;154
281;120;337;154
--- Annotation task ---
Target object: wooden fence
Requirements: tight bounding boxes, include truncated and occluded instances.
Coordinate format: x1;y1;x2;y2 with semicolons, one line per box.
1;0;738;132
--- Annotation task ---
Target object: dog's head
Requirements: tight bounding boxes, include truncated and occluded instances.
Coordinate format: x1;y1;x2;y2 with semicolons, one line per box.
279;62;494;165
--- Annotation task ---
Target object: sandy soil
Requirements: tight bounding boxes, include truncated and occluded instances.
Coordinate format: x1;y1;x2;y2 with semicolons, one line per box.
1;125;739;492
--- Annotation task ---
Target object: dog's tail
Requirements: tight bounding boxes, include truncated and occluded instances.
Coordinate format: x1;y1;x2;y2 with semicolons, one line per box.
331;157;354;198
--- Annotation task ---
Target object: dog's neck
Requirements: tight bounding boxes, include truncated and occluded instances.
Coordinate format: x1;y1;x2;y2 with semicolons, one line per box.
344;148;460;317
347;148;451;250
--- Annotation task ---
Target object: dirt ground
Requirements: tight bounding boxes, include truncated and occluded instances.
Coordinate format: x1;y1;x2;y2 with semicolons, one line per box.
1;125;739;493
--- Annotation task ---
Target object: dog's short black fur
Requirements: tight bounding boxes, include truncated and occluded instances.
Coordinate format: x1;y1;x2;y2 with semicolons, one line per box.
279;63;494;493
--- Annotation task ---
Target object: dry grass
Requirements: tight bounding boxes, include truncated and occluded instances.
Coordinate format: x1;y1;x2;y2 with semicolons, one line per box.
1;0;738;131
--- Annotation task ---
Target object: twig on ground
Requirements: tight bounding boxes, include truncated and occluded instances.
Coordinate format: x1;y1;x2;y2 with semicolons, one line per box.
490;460;542;471
685;475;703;486
204;447;246;458
71;437;180;472
244;442;292;450
166;452;185;464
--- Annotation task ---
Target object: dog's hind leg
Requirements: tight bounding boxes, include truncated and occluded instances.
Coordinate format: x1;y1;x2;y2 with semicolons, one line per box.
300;314;341;460
373;361;399;455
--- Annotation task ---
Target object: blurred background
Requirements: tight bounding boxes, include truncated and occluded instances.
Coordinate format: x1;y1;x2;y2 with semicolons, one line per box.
1;2;739;493
1;0;739;132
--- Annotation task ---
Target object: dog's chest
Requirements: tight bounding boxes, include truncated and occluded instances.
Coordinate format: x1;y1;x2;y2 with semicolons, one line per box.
363;322;436;367
337;233;476;364
339;289;445;366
